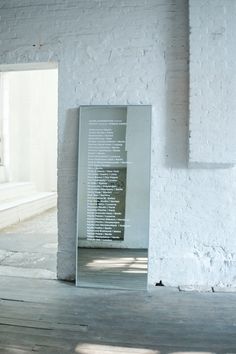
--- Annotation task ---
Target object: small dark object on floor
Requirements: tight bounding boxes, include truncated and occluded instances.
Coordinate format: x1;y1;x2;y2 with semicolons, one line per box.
155;280;164;286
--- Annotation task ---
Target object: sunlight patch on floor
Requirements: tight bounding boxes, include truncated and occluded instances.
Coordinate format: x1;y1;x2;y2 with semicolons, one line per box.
75;343;160;354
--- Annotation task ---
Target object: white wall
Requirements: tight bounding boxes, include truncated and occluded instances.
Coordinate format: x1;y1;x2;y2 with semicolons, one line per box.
1;69;57;192
0;73;9;183
1;0;235;289
0;167;7;183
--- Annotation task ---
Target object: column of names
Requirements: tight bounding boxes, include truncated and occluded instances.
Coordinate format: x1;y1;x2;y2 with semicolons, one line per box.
86;119;127;241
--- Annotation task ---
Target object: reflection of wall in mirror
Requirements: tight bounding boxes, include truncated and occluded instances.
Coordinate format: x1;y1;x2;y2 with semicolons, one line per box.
124;106;150;249
77;106;151;250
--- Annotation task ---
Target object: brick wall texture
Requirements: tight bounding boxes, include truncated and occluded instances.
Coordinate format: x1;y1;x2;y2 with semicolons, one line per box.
0;0;235;289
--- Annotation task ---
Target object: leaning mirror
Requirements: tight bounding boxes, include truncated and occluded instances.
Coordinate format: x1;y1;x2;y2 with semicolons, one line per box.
76;105;151;290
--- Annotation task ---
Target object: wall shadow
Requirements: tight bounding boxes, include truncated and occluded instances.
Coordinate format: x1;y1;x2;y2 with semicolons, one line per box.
164;0;189;169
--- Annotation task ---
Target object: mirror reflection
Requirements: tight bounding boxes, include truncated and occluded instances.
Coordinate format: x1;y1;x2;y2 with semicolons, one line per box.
76;105;151;290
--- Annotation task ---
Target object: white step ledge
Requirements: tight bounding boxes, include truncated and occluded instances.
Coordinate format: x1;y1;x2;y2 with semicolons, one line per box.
0;192;57;230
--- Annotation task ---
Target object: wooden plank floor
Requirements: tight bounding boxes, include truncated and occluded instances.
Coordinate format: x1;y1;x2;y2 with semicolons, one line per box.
77;248;148;290
0;276;236;353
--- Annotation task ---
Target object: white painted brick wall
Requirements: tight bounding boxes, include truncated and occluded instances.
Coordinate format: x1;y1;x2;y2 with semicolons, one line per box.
189;0;236;165
0;0;235;288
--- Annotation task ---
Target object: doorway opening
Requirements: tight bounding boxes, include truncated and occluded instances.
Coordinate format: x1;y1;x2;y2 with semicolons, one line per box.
0;64;58;280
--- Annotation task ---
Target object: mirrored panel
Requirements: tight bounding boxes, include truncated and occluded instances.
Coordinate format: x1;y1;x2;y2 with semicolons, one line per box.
76;105;151;290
